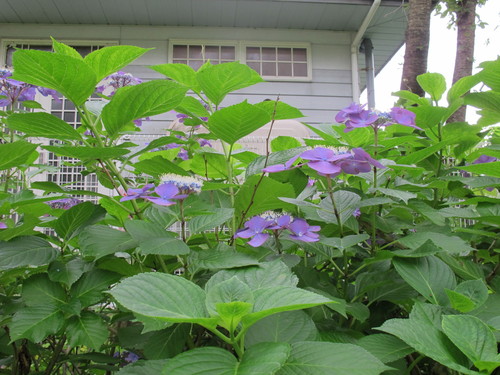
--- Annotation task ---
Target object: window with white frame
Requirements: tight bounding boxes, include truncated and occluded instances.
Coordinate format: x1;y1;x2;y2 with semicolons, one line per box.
170;40;311;80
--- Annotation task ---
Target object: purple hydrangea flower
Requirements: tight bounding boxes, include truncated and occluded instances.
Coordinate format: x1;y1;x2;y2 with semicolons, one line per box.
177;148;189;160
120;184;155;202
300;147;351;176
335;103;366;123
46;198;82;210
262;154;301;173
198;138;212;147
37;87;62;102
123;351;140;363
288;218;320;242
144;183;187;206
388;107;420;129
0;222;7;229
234;216;275;247
473;154;497;164
339;148;385;174
98;71;142;96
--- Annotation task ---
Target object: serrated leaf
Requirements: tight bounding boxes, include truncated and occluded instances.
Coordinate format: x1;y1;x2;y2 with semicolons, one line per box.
79;225;136;259
393;255;456;306
12;49;97;106
9;305;64;343
417;73;447;101
254;101;304;120
398;231;473;255
277;341;389;375
48;258;86;287
318;190;360;225
0;236;58;270
66;312;108;350
207;102;270;144
446;279;489;313
0;140;38;170
134;155;190;177
151;63;199;91
116;360;168;375
320;234;369;251
189;248;260;273
205;277;254;316
71;269;121;308
188;208;234;234
460;161;500;178
246;147;307;177
357;334;413;364
53;201;105;241
22;274;66;307
84;45;151;82
7;112;82;140
110;273;214;325
143;324;190;360
102;80;187;137
373;188;416;204
51;37;83;59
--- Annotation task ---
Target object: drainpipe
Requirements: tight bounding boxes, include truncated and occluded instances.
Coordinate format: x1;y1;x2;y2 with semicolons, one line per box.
362;38;376;108
351;0;381;103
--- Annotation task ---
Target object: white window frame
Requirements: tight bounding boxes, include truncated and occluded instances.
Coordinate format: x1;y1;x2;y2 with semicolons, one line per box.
168;39;312;82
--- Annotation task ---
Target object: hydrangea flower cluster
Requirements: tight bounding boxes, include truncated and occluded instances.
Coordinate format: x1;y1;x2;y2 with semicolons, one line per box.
335;103;421;132
120;174;203;206
46;198;82;210
234;212;320;247
0;68;60;107
263;147;385;177
96;71;142;96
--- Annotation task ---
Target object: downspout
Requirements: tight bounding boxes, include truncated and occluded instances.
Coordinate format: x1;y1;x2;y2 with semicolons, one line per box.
351;0;381;103
362;38;376;108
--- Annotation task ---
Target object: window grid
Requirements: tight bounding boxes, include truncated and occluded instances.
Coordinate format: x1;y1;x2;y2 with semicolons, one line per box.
245;46;308;78
172;44;236;70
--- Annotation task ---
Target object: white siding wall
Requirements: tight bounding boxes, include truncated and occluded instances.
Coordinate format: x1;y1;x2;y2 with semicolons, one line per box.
0;24;353;131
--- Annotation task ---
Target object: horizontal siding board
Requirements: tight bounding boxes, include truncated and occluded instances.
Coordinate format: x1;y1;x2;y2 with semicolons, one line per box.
119;40;167;65
234;82;352;97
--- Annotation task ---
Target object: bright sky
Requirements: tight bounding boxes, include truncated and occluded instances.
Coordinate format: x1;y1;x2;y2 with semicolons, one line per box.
361;1;500;120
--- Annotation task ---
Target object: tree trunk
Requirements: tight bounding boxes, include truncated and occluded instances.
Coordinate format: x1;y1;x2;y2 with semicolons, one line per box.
448;0;478;123
400;0;433;96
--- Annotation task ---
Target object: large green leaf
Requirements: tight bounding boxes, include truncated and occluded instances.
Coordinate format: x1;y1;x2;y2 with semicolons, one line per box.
417;73;447;102
79;225;137;259
197;62;264;105
12;49;97;106
378;302;477;375
393;255;456;306
0;236;57;270
460;161;500;178
9;305;64;343
277;341;389;375
116;360;168;375
51;37;83;60
102;80;187;137
447;74;483;103
318;190;360;225
357;334;413;364
53;201;106;241
188;208;234;234
6;112;82;140
70;269;121;308
320;234;369;252
66;312;109;350
22;274;66;307
151;64;199;91
162;343;290;375
464;91;500;112
84;45;151;82
445;279;489;313
143;324;190;360
207;102;270;144
47;258;86;287
442;315;500;373
189;247;260;274
0;140;38;170
205;277;254;316
245;310;318;347
254;101;304;120
398;232;473;255
110;273;214;325
134;156;190;177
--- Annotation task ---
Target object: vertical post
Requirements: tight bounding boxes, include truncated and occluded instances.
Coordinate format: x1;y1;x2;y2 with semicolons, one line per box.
362;38;376;109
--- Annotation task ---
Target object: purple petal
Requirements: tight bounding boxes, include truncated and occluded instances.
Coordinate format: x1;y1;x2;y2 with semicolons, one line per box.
262;164;288;173
247;233;269;247
300;147;335;161
245;216;273;232
0;222;7;229
155;183;180;199
340;159;371;174
307;161;342;175
234;228;257;239
144;196;177;206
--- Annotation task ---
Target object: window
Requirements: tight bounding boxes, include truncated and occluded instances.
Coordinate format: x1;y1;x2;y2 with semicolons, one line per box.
170;40;311;81
171;42;236;70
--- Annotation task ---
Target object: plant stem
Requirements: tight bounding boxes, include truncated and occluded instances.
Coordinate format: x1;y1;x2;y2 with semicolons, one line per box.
404;354;424;375
326;176;343;237
44;335;66;375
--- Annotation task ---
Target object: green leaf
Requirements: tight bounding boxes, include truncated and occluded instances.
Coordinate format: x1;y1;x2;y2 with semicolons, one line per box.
460;161;500;178
189;246;259;273
392;240;442;258
0;236;58;270
398;232;473;255
70;269;121;308
7;112;82;140
398;139;452;164
134;155;190;177
357;334;413;364
465;91;500;112
47;258;85;287
246;147;307;177
9;305;64;343
22;274;66;307
393;255;456;306
254;101;304;120
102;80;187;137
442;315;500;373
12;49;97;106
197;62;264;105
151;63;199;91
216;302;254;332
271;136;303;152
277;341;389;375
162;343;290;375
318;190;360;225
84;45;151;82
205;277;254;316
188;208;234;234
66;311;108;350
446;280;489;313
143;324;190;360
51;37;83;59
246;310;318;347
320;234;369;252
53;201;105;241
0;140;38;170
79;225;136;259
110;273;214;325
417;73;447;101
43;145;130;159
116;360;168;375
373;188;416;204
207;102;270;144
205;260;298;291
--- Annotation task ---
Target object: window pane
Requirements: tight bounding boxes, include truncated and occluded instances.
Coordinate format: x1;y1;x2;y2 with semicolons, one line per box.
293;48;307;62
246;47;260;61
278;62;292;76
247;61;261;74
262;62;276;76
278;48;292;61
173;45;188;58
74;46;91;57
262;47;276;60
64;112;76;123
205;46;219;60
189;45;202;59
221;46;235;59
293;63;308;77
173;59;187;64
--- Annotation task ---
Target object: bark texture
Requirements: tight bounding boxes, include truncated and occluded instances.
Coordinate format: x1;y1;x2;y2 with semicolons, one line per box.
400;0;433;96
448;0;478;123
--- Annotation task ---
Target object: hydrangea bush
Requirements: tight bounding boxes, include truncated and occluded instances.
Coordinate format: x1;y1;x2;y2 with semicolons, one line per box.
0;40;499;374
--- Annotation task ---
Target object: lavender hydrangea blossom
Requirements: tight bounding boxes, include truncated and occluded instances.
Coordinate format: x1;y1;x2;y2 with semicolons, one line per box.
46;198;82;210
144;183;187;206
120;184;155;202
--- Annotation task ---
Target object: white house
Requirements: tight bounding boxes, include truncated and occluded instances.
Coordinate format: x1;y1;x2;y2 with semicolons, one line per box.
0;0;409;194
